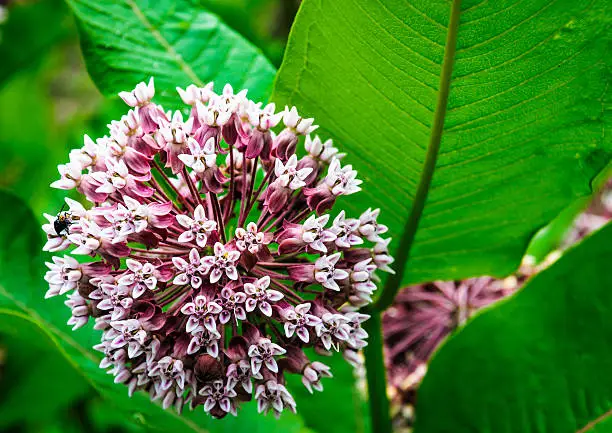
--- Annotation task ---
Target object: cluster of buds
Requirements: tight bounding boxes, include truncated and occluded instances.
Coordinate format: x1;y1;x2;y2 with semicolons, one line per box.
383;277;518;376
43;78;394;418
381;252;572;431
382;275;521;430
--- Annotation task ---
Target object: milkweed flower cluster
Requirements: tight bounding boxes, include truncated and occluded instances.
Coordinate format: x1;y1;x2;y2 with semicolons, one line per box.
43;78;394;418
382;269;534;430
383;277;518;377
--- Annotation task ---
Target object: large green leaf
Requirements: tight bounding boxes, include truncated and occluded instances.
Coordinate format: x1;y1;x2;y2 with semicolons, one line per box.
414;222;612;433
199;0;291;67
66;0;277;109
272;0;612;286
0;190;312;433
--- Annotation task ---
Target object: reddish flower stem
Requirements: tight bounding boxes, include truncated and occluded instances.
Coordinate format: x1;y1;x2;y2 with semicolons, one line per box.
289;207;312;224
257;261;305;268
238;157;252;227
264;317;285;341
223;144;236;223
148;173;178;211
251;266;304;303
157;285;188;307
131;246;185;255
239;156;262;227
262;195;299;231
209;192;226;243
152;159;193;211
159;238;192;250
182;166;202;207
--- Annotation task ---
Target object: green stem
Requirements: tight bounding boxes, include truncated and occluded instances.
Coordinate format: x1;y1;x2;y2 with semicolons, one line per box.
372;0;462;313
363;2;462;432
363;310;392;433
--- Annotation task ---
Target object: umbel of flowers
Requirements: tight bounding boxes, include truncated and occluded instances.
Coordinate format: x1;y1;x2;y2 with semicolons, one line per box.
381;252;567;430
43;78;394;418
381;276;520;430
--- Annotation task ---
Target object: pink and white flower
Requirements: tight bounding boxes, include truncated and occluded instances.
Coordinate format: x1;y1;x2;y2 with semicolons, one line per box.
255;380;297;418
281;303;321;343
172;248;207;289
314;253;349;291
243;276;284;317
176;204;217;247
187;327;221;357
118;259;158;298
248;338;286;375
234;222;269;254
180;294;222;334
203;242;240;283
44;255;82;298
119;77;155;107
43;78;393;419
199;379;237;416
302;362;333;393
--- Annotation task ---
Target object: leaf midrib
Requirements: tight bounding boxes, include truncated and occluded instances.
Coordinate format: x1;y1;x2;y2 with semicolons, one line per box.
124;0;204;86
577;407;612;433
372;0;463;311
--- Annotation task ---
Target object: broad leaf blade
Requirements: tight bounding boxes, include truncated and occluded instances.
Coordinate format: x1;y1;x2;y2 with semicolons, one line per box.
272;0;612;285
414;222;612;433
66;0;277;108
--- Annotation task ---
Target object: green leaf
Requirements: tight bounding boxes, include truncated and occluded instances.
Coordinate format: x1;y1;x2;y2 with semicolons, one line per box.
526;163;612;262
414;222;612;433
272;0;612;286
0;190;312;433
0;34;120;218
0;314;90;430
199;0;291;67
524;197;587;262
66;0;277;109
87;396;147;432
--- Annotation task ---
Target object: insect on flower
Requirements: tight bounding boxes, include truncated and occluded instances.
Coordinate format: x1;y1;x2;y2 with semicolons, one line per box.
53;203;73;236
43;78;394;419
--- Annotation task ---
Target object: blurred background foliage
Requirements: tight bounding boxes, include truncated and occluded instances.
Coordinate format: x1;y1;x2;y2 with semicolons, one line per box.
0;0;298;219
0;0;296;431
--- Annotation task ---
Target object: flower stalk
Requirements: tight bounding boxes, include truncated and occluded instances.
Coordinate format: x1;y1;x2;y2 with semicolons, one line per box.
364;0;462;431
363;310;392;433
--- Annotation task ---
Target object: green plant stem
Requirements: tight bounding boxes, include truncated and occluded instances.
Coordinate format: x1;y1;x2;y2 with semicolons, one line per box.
363;2;462;432
363;310;392;433
372;0;462;312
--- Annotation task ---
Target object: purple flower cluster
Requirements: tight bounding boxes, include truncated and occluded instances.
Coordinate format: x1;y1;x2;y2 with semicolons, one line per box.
383;278;516;373
43;78;394;418
382;275;522;429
